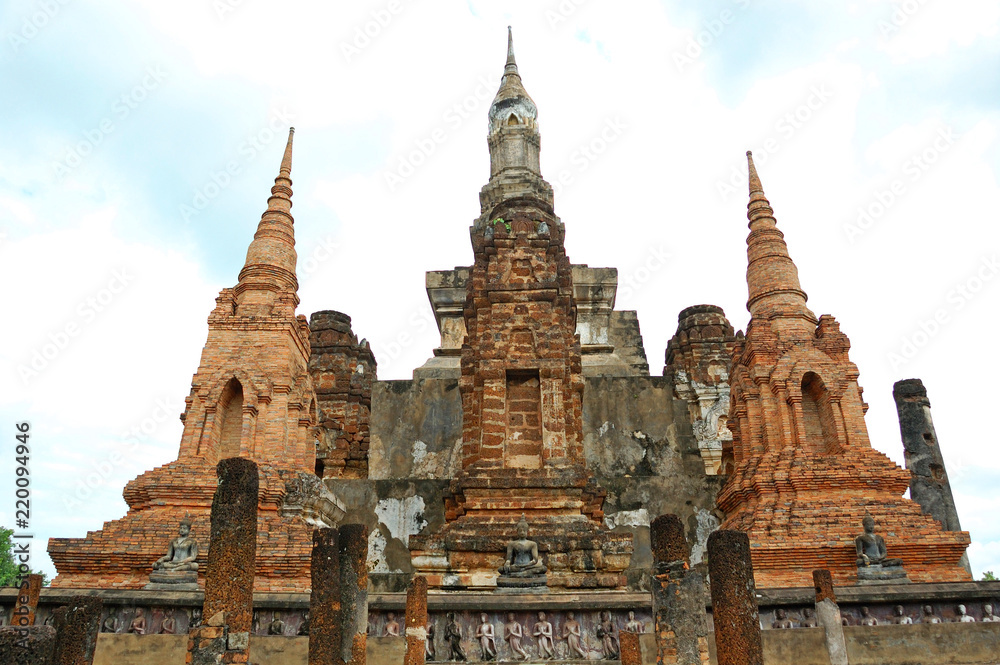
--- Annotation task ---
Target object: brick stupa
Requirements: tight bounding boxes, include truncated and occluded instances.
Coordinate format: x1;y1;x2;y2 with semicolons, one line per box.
409;29;632;589
48;130;343;592
718;152;971;588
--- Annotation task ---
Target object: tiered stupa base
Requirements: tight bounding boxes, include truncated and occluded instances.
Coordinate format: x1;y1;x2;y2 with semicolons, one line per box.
48;458;342;593
410;466;632;590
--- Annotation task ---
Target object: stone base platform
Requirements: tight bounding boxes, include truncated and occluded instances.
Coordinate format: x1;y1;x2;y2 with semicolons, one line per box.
856;564;911;585
144;570;199;591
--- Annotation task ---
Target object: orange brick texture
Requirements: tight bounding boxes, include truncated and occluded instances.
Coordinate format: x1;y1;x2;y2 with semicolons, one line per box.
411;47;631;588
309;528;342;665
51;596;103;665
309;310;376;480
718;153;971;589
650;515;710;665
403;575;428;665
49;129;320;594
707;530;763;665
13;573;43;626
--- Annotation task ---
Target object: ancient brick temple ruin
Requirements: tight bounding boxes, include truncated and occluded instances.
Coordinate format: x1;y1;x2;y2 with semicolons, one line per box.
22;27;997;665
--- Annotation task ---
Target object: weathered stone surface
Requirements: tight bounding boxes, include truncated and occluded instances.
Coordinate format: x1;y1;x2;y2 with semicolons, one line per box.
339;524;368;665
813;569;836;604
894;378;971;575
190;457;258;664
665;305;735;476
620;629;642;665
310;310;377;480
707;530;762;665
650;514;708;665
52;596;103;665
403;576;427;665
309;527;341;665
0;625;56;665
12;574;43;627
718;153;971;588
812;569;848;665
651;514;688;567
203;458;258;636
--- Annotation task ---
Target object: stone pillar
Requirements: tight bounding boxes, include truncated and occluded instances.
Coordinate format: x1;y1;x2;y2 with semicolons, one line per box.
893;378;971;574
51;596;103;665
404;575;428;665
310;527;341;665
812;569;848;665
11;573;43;627
620;630;642;665
650;515;710;665
338;524;369;665
0;625;56;664
706;530;763;665
189;457;259;665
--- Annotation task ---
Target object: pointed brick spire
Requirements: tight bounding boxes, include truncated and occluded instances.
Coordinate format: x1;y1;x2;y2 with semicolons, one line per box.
235;128;299;312
744;151;815;324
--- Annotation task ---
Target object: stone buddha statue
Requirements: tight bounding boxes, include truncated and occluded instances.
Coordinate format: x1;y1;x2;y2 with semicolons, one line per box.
854;513;908;584
153;517;199;571
146;516;200;590
855;514;903;568
497;515;547;588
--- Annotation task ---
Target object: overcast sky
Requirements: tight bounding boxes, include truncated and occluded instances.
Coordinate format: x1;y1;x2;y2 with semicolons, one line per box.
1;0;998;582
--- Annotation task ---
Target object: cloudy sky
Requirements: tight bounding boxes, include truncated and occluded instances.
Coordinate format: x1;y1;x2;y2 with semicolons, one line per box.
1;0;998;582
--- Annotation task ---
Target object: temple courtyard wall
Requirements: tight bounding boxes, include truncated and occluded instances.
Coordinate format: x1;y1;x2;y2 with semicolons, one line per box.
5;584;998;664
360;375;722;591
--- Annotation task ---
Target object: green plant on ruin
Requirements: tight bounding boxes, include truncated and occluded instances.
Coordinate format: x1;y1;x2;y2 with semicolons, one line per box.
492;217;511;232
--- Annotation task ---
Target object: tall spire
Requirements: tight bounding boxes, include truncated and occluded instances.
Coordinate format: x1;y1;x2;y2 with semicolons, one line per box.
743;151;815;325
488;26;537;133
235;127;299;313
505;25;517;74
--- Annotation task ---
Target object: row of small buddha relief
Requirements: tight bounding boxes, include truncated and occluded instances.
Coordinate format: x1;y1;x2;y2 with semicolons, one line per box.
368;609;651;662
0;606;312;636
756;602;1000;629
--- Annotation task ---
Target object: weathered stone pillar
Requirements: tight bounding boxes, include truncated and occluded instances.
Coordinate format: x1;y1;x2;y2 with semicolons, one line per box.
620;630;642;665
707;530;763;665
188;457;259;665
812;569;848;665
650;514;710;665
0;625;56;664
893;378;971;574
310;527;341;665
338;523;369;665
51;596;103;665
11;573;43;627
404;575;428;665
